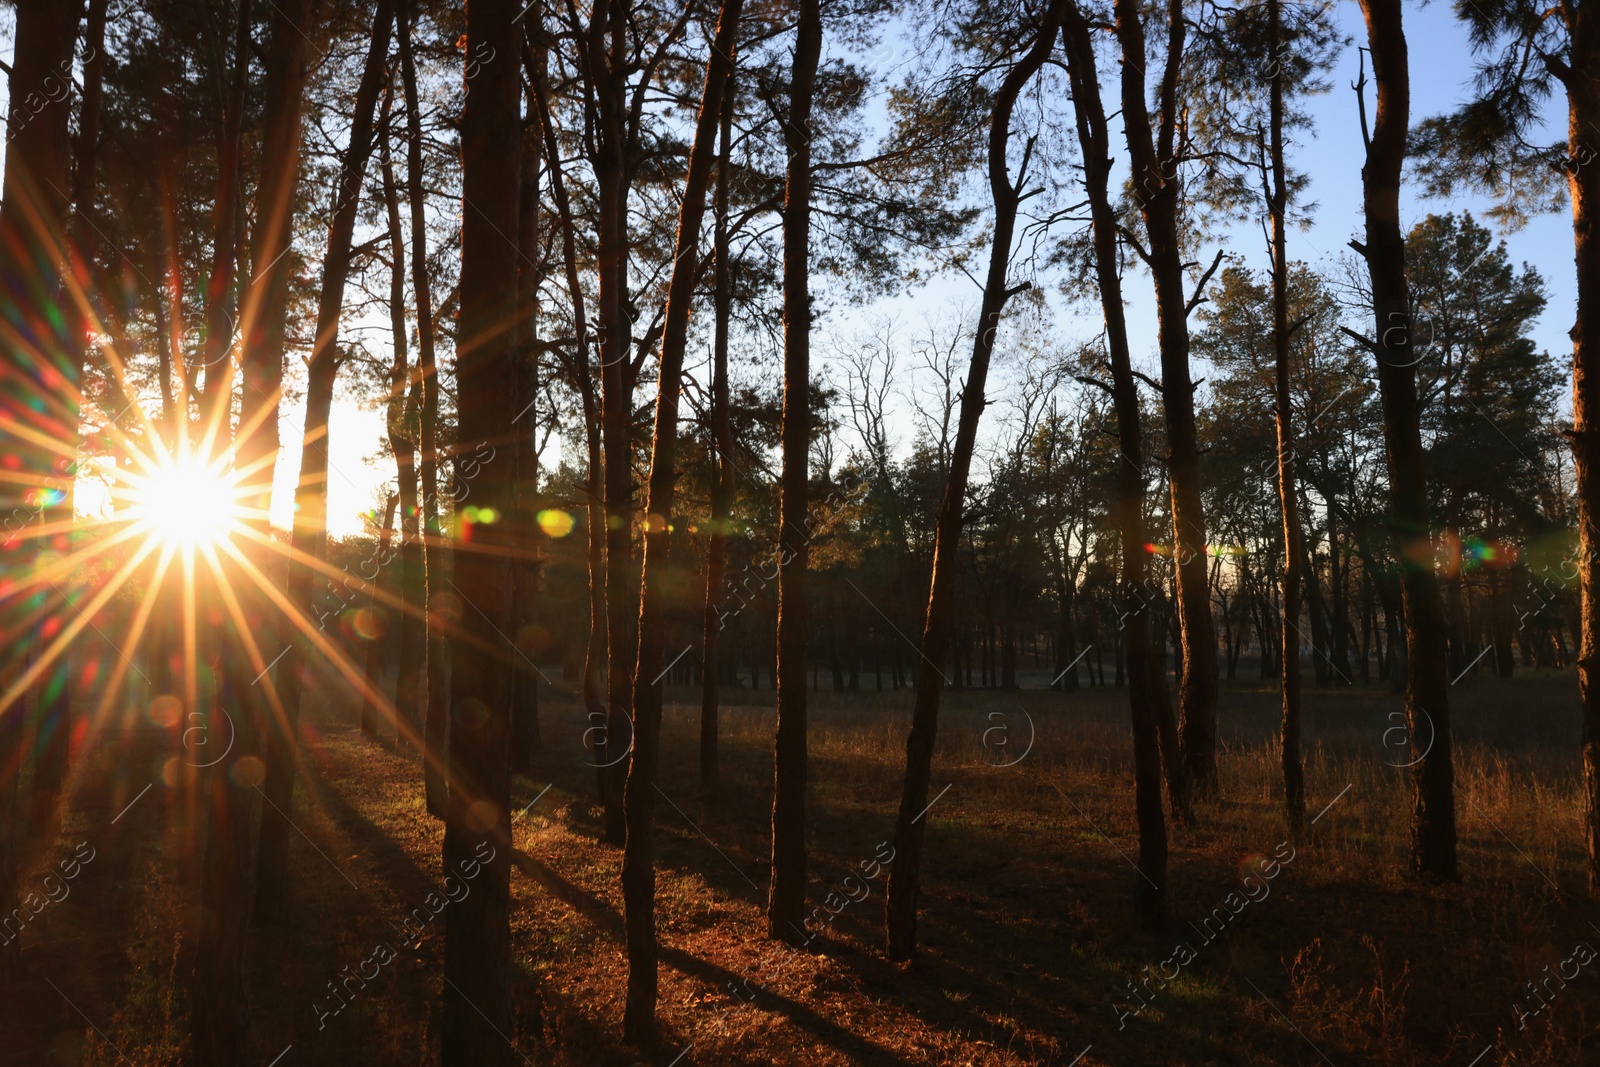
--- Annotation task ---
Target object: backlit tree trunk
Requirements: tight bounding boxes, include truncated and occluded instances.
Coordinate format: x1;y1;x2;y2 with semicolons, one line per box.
257;0;395;923
1354;0;1458;879
193;0;314;1054
442;0;520;1061
700;62;737;795
1114;0;1216;800
1266;0;1305;833
1557;0;1600;894
884;0;1070;960
770;0;820;947
622;0;742;1041
380;89;425;753
399;0;451;817
1062;0;1169;924
29;0;106;829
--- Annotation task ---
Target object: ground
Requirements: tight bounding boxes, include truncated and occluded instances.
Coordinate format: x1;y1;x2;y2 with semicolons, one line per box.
3;664;1597;1065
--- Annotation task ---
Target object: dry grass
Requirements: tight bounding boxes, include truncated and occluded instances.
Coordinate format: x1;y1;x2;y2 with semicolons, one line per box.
5;666;1598;1065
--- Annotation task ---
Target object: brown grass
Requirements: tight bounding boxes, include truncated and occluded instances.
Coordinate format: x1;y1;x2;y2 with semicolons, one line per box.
5;666;1598;1065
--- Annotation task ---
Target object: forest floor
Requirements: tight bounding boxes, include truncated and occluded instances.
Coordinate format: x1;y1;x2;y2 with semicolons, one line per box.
4;662;1599;1066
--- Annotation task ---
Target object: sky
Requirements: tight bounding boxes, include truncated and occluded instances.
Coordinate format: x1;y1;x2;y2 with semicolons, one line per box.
0;0;1579;539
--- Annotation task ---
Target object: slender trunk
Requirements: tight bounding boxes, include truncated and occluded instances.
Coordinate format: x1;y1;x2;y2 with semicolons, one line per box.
530;59;609;793
29;0;106;830
1354;0;1458;879
1062;0;1170;922
622;0;742;1041
192;0;312;1054
258;0;395;922
511;28;546;771
589;0;637;845
1267;0;1305;833
197;0;254;449
401;0;450;818
1115;0;1216;799
884;0;1070;961
381;88;425;754
700;69;737;794
769;0;821;947
361;494;400;738
442;1;520;1061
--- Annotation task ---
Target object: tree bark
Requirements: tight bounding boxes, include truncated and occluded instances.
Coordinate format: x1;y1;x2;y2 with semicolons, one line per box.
197;0;254;449
622;0;742;1042
1115;0;1216;799
399;0;451;818
769;0;821;947
1355;0;1458;879
192;0;314;1054
511;22;546;771
700;61;737;795
884;0;1070;960
585;0;638;844
380;86;425;754
257;0;395;922
28;0;106;831
1266;0;1305;834
1560;0;1600;895
442;0;520;1061
1063;0;1170;923
361;494;400;739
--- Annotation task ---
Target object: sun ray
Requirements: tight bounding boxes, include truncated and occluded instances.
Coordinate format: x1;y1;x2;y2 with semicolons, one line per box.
86;540;176;730
0;535;161;717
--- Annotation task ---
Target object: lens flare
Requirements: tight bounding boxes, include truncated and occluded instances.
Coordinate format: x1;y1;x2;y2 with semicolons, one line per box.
125;450;245;550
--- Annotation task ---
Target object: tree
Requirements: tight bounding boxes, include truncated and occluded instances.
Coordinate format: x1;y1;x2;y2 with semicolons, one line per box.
1410;0;1597;890
398;0;451;817
1061;0;1172;922
1115;0;1216;799
699;59;738;793
1350;0;1457;879
623;0;743;1040
769;0;822;948
441;0;521;1060
257;0;397;923
884;0;1070;961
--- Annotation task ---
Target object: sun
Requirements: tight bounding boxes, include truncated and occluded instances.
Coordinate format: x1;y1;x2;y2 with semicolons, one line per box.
127;449;247;550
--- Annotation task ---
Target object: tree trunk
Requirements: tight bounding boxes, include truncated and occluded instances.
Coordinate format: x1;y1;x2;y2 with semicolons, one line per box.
361;495;400;738
28;0;106;831
1561;0;1600;895
530;59;610;799
769;0;821;948
1355;0;1458;879
1115;0;1216;799
191;0;313;1055
381;94;424;752
884;0;1070;961
1062;0;1170;923
400;0;450;818
442;1;521;1061
1267;0;1305;833
511;27;546;771
590;0;637;845
257;0;395;923
620;0;742;1043
699;65;737;794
